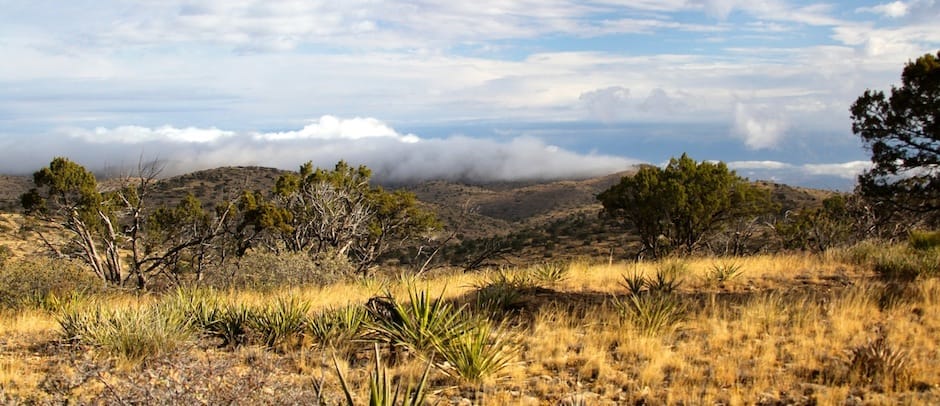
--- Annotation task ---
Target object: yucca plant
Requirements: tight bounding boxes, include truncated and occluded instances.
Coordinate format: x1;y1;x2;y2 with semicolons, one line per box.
161;287;223;331
531;261;570;286
846;330;911;390
368;287;472;356
706;261;745;284
306;304;367;350
612;293;686;336
334;343;432;406
60;304;193;362
472;269;531;316
435;319;519;384
647;266;683;294
55;297;100;343
620;271;647;296
251;295;311;350
211;303;254;347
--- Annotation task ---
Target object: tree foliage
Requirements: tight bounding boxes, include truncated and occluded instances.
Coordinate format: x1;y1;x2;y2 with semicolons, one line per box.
598;154;773;258
852;51;940;221
21;157;230;288
240;160;440;273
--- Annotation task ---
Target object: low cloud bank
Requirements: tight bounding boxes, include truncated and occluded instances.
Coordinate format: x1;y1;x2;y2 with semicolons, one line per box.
728;160;871;190
2;116;636;183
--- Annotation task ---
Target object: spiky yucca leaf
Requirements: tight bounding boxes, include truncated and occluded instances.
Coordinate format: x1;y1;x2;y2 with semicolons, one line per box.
333;343;432;406
369;287;472;355
436;320;519;383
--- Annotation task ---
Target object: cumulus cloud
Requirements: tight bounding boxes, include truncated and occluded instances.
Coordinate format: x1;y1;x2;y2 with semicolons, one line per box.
11;116;635;183
638;88;687;113
254;116;419;143
732;103;789;150
579;86;632;122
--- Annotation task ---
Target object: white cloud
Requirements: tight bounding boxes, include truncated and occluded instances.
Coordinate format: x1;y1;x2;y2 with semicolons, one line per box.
857;1;910;18
254;116;419;143
727;160;791;170
638;88;687;113
732;103;789;150
579;86;632;122
801;161;872;179
67;125;235;144
18;117;636;183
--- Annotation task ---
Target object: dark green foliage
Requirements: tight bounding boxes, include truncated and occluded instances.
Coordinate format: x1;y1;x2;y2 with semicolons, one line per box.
852;51;940;221
598;154;773;258
21;157;229;289
774;195;858;252
246;160;440;273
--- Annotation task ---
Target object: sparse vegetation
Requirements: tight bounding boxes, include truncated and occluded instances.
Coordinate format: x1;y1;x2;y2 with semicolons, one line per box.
0;247;937;403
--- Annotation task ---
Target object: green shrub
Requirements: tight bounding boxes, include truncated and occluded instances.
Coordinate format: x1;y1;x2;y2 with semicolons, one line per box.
0;258;105;309
435;320;518;384
873;246;940;281
159;288;255;347
706;261;744;284
368;287;471;356
251;295;311;350
531;261;570;286
612;293;686;336
471;269;531;316
909;230;940;251
212;303;254;347
306;304;367;350
57;301;192;362
210;251;350;290
620;271;647;296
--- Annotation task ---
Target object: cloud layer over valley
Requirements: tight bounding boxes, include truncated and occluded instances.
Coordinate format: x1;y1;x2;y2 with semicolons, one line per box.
2;116;636;183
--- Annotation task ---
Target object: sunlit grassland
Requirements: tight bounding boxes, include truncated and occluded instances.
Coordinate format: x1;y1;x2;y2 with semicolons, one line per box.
1;250;939;404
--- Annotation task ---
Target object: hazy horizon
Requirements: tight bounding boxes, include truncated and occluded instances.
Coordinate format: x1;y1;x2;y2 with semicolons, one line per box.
2;1;938;190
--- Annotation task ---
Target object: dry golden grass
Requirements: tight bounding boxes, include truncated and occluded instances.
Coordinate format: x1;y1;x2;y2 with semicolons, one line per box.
1;252;939;404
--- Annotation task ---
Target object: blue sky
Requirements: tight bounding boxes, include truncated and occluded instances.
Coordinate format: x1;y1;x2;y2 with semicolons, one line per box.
1;0;938;189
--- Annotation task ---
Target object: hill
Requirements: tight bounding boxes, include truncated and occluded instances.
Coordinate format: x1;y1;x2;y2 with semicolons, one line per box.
0;165;837;266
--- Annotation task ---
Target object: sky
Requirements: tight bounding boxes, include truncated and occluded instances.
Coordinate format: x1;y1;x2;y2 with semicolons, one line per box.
1;1;939;189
